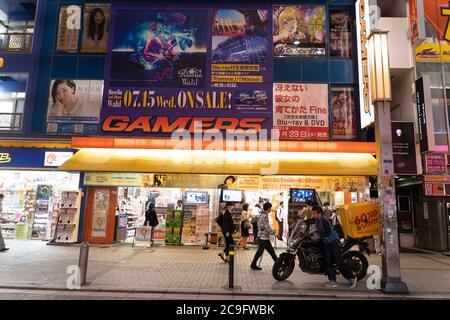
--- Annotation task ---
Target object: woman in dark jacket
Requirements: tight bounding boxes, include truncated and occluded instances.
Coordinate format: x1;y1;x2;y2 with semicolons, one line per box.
144;202;158;227
218;202;235;263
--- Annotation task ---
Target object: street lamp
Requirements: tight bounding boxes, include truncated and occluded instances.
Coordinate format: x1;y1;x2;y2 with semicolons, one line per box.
367;31;409;294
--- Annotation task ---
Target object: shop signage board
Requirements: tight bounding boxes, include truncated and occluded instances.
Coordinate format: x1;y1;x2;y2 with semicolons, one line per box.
100;4;273;136
391;122;418;175
409;0;426;45
44;152;73;167
415;76;435;153
415;42;450;62
423;0;450;42
425;153;446;174
0;148;77;169
84;172;153;187
355;0;374;129
424;175;450;196
273;83;329;140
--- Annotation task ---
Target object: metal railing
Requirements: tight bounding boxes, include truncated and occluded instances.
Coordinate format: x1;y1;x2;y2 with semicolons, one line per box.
0;33;33;52
0;113;23;132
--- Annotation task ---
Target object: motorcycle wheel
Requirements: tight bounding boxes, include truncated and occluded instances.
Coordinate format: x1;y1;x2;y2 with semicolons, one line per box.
342;251;368;281
272;253;295;281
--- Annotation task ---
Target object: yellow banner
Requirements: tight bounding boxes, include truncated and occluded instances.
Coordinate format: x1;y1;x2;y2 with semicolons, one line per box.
84;172;154;187
211;75;263;83
416;43;450;62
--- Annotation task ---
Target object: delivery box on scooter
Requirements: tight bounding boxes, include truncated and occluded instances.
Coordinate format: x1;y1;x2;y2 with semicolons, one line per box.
338;203;380;238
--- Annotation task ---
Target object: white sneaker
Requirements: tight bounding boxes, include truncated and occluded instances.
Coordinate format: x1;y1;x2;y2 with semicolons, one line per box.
324;281;338;288
347;277;357;288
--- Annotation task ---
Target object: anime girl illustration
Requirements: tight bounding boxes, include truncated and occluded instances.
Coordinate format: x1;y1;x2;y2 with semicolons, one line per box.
128;12;195;81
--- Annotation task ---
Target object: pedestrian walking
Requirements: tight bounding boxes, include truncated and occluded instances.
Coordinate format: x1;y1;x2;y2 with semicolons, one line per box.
0;194;9;252
237;203;251;250
250;202;278;270
217;202;235;263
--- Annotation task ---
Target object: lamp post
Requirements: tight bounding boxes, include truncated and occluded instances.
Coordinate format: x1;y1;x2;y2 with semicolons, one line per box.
367;31;409;294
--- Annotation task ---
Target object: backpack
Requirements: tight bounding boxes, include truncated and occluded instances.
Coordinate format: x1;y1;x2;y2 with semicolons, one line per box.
215;212;224;227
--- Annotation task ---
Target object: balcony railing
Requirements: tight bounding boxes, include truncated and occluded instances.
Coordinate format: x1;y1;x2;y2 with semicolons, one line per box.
0;113;23;132
0;33;33;52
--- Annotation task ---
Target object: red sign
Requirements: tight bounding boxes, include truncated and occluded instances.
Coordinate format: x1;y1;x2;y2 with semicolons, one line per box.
425;182;444;196
424;0;450;41
410;0;419;44
425;153;446;174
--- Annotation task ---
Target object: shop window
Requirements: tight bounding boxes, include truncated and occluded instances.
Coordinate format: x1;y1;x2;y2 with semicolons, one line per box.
416;63;444;88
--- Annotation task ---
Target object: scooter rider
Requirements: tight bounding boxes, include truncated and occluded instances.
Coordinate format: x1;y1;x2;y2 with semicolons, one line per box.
310;206;357;288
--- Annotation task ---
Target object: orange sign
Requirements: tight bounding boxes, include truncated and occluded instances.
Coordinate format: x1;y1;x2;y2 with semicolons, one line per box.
424;0;450;41
0;57;3;68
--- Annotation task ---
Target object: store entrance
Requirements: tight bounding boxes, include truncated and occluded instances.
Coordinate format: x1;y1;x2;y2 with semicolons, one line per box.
84;187;117;244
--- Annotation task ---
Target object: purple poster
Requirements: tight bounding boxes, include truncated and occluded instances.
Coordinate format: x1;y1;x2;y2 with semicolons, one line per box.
101;4;272;136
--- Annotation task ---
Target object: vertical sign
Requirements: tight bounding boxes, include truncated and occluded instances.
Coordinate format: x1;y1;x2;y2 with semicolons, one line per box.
409;0;426;45
415;76;436;153
355;0;374;129
56;5;81;52
391;122;418;175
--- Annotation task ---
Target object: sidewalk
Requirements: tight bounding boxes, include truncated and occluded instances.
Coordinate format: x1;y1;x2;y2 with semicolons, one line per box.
1;240;450;299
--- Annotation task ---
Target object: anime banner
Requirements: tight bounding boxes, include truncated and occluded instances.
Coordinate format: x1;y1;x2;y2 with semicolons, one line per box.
273;83;329;140
101;4;272;136
273;5;326;57
331;87;356;140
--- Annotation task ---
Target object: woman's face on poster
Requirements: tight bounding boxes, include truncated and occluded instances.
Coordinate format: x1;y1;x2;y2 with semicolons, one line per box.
94;10;104;25
55;83;75;105
281;18;297;34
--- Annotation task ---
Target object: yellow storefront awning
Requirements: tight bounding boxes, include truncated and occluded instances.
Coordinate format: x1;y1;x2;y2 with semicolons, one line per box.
58;148;377;176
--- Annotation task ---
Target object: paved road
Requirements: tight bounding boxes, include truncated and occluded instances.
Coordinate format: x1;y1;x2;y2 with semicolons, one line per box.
1;240;450;299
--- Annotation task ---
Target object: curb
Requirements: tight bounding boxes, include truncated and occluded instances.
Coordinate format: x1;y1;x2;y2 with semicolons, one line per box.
1;285;449;300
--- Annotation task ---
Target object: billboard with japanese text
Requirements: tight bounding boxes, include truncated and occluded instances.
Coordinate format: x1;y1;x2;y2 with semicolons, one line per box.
100;4;273;136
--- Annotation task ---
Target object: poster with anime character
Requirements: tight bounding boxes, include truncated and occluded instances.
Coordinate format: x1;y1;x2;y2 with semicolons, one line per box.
273;5;326;56
331;87;356;140
329;10;352;58
109;8;207;86
101;4;273;137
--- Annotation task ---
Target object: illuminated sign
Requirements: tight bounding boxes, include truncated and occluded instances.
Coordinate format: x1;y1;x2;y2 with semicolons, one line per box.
0;57;4;68
355;0;374;129
0;153;11;164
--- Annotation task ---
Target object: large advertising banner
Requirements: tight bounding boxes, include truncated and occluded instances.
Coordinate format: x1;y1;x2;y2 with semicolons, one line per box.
56;5;81;52
46;80;103;135
100;4;272;136
273;5;326;57
331;87;356;140
273;83;329;140
80;4;110;53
